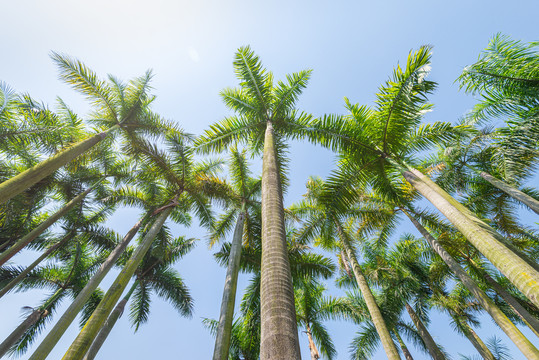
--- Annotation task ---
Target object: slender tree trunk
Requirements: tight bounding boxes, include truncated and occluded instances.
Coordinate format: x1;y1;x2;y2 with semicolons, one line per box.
213;209;246;360
460;321;496;360
0;126;117;205
405;304;446;360
337;223;401;360
82;281;138;360
0;187;93;266
481;269;539;338
400;166;539;308
479;171;539;215
0;232;73;299
28;215;145;360
61;206;174;360
0;309;46;357
394;330;414;360
259;122;301;360
404;210;539;359
305;323;320;360
0;288;63;357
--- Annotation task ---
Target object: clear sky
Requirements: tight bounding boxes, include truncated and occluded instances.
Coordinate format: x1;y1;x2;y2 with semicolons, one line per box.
1;1;539;359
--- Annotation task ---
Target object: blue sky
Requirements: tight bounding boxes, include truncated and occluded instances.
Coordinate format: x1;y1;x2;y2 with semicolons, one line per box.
1;0;539;359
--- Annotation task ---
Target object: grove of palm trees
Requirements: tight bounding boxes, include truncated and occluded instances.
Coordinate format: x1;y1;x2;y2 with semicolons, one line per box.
1;2;538;360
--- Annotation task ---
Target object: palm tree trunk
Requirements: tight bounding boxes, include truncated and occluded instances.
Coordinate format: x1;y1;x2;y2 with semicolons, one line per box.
400;166;539;308
305;323;321;360
28;214;146;360
82;281;138;360
394;330;414;360
405;303;446;360
460;321;496;360
479;171;539;215
0;232;73;299
481;269;539;338
259;122;301;360
0;287;63;357
404;210;539;359
213;209;246;360
0;126;117;205
61;205;174;360
0;309;45;357
337;223;401;360
0;187;93;266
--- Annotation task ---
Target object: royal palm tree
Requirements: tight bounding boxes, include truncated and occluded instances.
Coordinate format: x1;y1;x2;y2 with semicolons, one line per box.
312;46;539;309
196;46;318;359
82;236;195;360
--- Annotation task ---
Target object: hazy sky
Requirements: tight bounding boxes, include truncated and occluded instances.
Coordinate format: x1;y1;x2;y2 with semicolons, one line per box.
1;1;538;359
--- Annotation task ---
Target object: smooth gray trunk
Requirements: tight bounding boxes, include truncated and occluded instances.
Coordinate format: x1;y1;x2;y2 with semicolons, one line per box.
480;171;539;215
461;322;496;360
213;211;246;360
0;309;45;357
405;304;446;360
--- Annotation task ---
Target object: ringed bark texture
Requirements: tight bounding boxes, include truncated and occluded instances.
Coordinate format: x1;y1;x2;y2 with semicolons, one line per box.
402;167;539;309
259;123;301;360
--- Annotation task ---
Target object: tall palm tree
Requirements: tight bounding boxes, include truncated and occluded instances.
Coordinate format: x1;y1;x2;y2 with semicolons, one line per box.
0;54;177;205
312;46;539;309
291;177;401;359
82;236;195;360
210;148;262;360
196;46;317;359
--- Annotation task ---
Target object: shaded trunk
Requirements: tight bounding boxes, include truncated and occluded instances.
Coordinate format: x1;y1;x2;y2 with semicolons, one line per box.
480;171;539;215
259;122;301;360
0;126;116;205
394;330;414;360
0;309;46;357
82;281;137;360
306;323;320;360
405;304;446;360
28;214;146;360
213;210;246;360
61;205;174;360
401;166;539;308
404;210;539;359
0;187;93;266
0;232;73;298
481;269;539;338
461;322;496;360
337;223;401;360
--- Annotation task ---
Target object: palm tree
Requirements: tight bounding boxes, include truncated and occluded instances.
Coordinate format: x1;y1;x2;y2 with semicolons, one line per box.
290;176;402;359
0;53;177;205
294;277;336;360
60;134;218;360
82;236;195;360
196;46;317;359
312;46;539;309
210;148;262;360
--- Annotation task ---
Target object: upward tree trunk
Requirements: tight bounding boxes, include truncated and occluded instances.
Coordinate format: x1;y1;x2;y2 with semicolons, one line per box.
259;122;301;360
404;210;539;359
305;323;321;360
394;330;414;360
405;304;446;360
213;210;246;360
28;215;145;360
82;281;138;360
0;187;93;266
337;223;401;360
400;166;539;308
0;287;63;357
0;232;73;298
0;126;117;205
61;206;174;360
460;321;496;360
479;171;539;215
